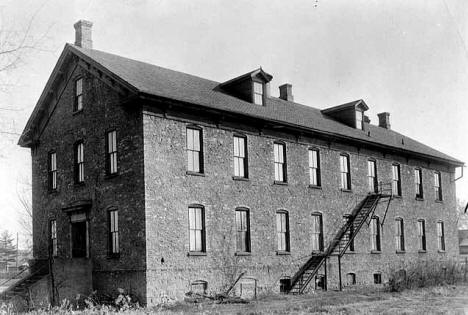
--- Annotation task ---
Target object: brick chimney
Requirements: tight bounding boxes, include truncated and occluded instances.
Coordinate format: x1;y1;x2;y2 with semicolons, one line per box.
74;20;93;49
377;112;391;129
279;84;293;102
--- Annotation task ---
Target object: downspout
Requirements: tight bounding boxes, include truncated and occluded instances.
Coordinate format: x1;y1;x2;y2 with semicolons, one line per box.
454;166;464;182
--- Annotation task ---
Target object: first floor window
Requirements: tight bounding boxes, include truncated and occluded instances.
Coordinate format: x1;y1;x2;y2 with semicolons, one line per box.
434;172;442;201
340;154;351;190
74;141;84;183
187;127;203;173
276;211;290;252
109;209;119;255
274;142;287;182
308;149;321;186
392;164;401;196
367;159;377;193
311;213;323;252
437;221;445;251
395;218;405;251
106;130;118;175
189;206;205;252
370;217;381;251
418;219;426;251
50;219;57;257
235;208;250;252
48;151;57;190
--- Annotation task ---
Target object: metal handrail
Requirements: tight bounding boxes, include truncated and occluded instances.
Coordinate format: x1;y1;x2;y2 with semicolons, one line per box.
0;261;48;298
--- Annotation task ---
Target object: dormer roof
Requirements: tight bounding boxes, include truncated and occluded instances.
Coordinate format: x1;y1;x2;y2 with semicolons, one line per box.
219;67;273;88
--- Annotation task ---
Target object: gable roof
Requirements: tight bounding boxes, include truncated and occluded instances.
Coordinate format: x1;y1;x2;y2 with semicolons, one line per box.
19;44;464;167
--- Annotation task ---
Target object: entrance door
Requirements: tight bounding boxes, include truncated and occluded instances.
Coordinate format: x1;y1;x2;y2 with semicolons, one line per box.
71;221;87;258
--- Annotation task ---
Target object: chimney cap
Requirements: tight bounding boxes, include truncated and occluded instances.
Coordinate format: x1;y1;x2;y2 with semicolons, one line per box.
74;19;93;28
74;20;93;49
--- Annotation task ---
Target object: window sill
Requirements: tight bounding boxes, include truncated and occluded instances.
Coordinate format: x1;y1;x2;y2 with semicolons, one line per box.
276;251;290;256
308;185;322;190
232;176;249;182
74;182;85;188
344;251;356;254
72;109;83;115
396;250;406;254
107;254;120;259
273;181;288;186
187;252;207;256
392;195;402;199
435;199;443;203
186;171;205;177
418;250;427;254
311;250;324;255
340;189;353;193
235;252;251;256
438;250;446;254
48;189;58;194
105;173;119;180
370;250;381;254
415;197;424;201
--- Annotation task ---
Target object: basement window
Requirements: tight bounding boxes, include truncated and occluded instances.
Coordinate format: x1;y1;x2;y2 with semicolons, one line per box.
279;278;291;293
191;280;207;294
253;81;263;105
373;273;382;284
347;273;356;285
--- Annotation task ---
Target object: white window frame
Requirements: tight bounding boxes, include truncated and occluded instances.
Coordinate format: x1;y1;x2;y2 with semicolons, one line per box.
189;206;205;252
417;219;426;251
340;154;351;190
48;152;57;190
233;135;247;178
370;217;381;251
186;127;203;173
109;210;119;255
395;218;405;252
235;208;250;253
274;142;286;182
253;81;263;105
308;149;321;187
276;211;290;252
106;131;118;175
437;221;445;251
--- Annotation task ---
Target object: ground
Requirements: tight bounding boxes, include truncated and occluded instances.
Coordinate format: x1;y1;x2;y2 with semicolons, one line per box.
154;285;468;315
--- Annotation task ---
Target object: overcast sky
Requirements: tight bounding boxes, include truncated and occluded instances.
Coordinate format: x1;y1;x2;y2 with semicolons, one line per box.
1;0;467;246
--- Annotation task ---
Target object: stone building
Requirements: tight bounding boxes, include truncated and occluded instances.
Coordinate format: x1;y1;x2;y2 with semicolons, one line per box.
16;21;464;305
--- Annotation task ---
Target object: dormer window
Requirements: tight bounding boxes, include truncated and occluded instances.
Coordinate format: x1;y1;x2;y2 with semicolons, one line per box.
253;82;263;105
356;110;364;130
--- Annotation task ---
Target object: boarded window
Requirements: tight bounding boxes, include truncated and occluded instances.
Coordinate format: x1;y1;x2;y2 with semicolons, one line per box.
414;169;423;199
191;280;207;294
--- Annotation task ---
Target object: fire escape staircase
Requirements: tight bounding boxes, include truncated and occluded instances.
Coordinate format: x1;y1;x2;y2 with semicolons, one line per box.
288;187;392;294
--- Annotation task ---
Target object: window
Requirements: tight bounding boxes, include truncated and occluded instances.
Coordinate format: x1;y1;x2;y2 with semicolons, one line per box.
188;206;205;252
74;78;83;111
347;273;356;285
308;149;321;187
191;280;207;294
48;152;57;190
395;218;405;252
235;208;250;253
106;131;118;175
356;110;364;130
50;219;57;257
392;164;401;196
311;213;324;252
417;219;426;251
109;209;119;255
233;135;248;178
74;142;84;183
373;273;382;284
340;154;351;190
434;172;442;201
343;215;354;252
437;221;445;251
253;81;263;105
71;214;87;258
414;168;423;199
276;211;290;252
367;159;378;193
370;216;381;251
274;142;287;182
186;127;203;173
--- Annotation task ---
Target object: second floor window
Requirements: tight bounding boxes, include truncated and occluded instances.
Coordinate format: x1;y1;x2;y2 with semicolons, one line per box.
253;81;263;105
74;78;83;111
235;208;251;253
186;127;203;173
437;221;445;251
50;219;57;257
274;142;287;182
276;211;290;252
370;216;381;251
395;218;405;252
418;219;426;251
74;142;84;183
367;159;378;193
308;149;321;187
109;210;119;255
48;152;57;190
340;154;351;190
311;213;324;252
434;172;442;201
414;168;423;199
233;135;248;178
189;206;205;252
392;164;401;196
106;131;118;175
